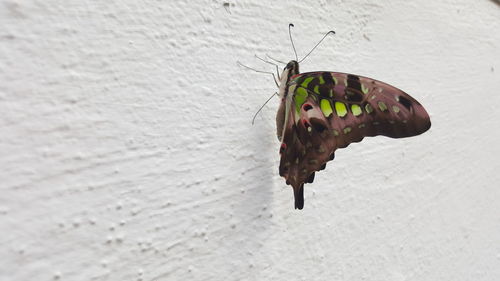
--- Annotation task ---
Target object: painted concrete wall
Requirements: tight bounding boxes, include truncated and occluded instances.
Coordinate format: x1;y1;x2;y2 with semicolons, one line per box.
1;1;500;280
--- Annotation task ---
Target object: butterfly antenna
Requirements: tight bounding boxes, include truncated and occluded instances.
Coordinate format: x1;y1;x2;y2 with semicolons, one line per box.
298;30;335;63
237;61;279;88
266;54;287;65
255;54;281;80
252;92;278;125
289;23;299;61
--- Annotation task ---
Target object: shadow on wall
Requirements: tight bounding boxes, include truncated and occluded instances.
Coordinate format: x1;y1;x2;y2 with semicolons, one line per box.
225;114;276;272
233;119;275;218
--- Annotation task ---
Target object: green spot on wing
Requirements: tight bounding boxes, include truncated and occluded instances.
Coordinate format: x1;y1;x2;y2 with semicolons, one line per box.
320;99;333;117
351;104;362;116
301;77;314;88
378;101;388;111
335;102;347;117
361;83;369;94
365;103;374;114
314;85;320;95
295;87;308;113
318;76;325;84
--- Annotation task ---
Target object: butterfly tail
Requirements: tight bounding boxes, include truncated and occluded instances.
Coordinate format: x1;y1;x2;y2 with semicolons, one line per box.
293;184;304;210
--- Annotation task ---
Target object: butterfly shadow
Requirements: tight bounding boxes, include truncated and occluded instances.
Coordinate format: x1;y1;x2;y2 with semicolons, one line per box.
225;118;277;270
234;120;276;215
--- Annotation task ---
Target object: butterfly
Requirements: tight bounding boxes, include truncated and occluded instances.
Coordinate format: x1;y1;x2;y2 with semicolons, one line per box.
270;25;431;209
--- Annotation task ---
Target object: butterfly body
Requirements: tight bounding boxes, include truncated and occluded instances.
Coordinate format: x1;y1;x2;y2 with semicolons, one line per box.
276;60;431;209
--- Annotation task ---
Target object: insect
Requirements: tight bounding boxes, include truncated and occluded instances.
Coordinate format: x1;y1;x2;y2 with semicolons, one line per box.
246;24;431;209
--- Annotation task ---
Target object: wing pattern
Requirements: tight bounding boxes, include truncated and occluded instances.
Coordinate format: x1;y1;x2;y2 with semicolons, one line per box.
278;72;431;209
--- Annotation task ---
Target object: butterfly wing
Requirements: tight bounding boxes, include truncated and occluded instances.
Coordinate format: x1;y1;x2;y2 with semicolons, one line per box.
278;72;431;209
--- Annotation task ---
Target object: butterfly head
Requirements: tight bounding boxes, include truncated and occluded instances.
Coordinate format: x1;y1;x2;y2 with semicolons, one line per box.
285;60;299;72
278;60;300;98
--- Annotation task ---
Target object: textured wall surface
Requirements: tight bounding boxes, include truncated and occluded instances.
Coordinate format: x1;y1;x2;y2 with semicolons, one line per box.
1;0;500;280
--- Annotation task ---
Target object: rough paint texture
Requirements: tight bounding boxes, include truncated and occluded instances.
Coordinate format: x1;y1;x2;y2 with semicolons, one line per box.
1;1;500;280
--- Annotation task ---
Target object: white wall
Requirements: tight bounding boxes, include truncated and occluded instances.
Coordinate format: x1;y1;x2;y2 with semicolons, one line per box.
1;0;500;280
